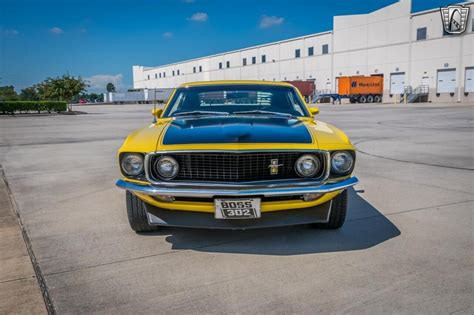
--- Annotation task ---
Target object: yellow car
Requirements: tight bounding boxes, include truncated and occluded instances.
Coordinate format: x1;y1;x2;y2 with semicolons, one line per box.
116;81;358;232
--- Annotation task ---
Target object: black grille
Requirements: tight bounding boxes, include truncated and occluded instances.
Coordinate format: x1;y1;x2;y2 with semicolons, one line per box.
149;152;325;182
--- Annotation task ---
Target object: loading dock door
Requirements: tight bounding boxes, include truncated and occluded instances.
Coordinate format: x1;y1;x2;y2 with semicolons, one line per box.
465;67;474;92
437;69;456;93
390;73;405;94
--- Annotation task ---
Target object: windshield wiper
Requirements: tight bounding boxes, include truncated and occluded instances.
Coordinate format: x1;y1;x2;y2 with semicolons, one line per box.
173;111;229;117
233;110;295;118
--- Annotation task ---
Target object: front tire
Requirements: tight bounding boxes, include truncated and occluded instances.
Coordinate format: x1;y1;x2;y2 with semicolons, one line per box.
313;190;348;229
126;191;158;233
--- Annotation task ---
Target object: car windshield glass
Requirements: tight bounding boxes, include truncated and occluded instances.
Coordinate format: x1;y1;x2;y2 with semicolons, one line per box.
163;84;309;118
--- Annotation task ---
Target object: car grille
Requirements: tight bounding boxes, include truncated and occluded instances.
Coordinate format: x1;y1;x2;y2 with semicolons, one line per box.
148;152;325;182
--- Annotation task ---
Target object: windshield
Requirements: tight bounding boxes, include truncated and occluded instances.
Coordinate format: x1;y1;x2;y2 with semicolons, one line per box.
163;84;310;118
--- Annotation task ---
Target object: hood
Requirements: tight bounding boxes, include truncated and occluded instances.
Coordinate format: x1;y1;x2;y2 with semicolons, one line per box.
161;116;313;145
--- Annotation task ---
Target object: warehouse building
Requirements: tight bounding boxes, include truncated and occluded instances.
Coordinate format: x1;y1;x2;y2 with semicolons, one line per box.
132;0;474;103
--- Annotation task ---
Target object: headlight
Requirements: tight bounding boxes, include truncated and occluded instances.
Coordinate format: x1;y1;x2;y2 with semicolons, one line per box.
295;154;321;177
155;156;179;180
121;153;144;176
331;151;354;174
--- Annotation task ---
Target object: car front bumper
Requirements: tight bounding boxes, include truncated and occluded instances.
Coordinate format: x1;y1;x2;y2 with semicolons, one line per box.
115;176;359;198
116;177;358;229
144;201;333;229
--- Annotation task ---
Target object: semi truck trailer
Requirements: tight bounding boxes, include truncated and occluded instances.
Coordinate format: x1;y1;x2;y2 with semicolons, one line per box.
338;76;384;103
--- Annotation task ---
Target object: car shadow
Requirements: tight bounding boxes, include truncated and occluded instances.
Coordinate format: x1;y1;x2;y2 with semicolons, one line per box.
143;188;400;256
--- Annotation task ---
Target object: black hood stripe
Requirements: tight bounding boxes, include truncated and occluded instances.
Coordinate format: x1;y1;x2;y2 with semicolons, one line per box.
162;116;312;145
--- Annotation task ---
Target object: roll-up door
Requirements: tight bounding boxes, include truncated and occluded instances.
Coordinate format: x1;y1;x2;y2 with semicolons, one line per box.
436;69;456;93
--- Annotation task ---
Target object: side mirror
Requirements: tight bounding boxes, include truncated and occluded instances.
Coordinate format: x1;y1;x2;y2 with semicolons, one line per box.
309;107;319;116
151;108;163;118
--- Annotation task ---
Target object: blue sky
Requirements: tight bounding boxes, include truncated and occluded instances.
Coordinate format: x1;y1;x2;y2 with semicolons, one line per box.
0;0;456;92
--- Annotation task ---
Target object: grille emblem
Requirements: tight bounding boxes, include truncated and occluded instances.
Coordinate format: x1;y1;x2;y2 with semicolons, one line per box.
268;159;284;175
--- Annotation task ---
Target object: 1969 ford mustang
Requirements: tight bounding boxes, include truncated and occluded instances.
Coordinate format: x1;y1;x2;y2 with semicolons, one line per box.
116;81;358;232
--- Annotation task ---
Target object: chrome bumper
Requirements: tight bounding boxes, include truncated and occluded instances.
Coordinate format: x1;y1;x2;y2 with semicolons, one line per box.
115;176;358;198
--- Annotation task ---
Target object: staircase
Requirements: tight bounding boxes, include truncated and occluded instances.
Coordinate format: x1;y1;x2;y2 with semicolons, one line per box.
401;85;429;103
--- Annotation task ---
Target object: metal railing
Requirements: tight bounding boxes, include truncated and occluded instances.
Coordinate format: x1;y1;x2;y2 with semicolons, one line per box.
401;85;429;103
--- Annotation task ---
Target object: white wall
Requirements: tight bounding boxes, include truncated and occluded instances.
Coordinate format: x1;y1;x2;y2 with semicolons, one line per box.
133;0;474;103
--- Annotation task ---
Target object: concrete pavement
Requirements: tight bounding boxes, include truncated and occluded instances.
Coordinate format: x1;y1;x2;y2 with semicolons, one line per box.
0;166;46;314
0;103;472;313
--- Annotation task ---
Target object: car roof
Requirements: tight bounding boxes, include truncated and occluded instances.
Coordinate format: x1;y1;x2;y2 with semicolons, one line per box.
178;80;295;88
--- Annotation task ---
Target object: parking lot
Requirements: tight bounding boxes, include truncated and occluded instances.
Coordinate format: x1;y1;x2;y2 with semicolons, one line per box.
0;102;472;313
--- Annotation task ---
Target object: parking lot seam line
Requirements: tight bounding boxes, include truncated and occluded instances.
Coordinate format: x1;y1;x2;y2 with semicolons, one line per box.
347;199;474;223
0;166;56;315
356;148;474;171
0;275;37;284
360;173;473;195
377;119;474;131
43;235;265;277
0;137;123;148
40;198;474;277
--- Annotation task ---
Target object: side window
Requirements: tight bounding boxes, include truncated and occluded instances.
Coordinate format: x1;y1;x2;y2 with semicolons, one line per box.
417;27;427;40
252;56;256;64
308;47;314;56
226;61;230;68
168;91;185;115
287;91;305;116
322;44;329;54
295;49;301;58
242;58;247;66
219;62;222;69
261;55;266;63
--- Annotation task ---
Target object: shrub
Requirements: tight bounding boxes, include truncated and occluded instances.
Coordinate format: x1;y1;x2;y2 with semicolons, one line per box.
0;101;67;115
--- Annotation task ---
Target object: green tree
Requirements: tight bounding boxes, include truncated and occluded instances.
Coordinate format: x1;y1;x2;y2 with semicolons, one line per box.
0;86;18;101
106;82;116;92
34;75;88;110
20;87;40;101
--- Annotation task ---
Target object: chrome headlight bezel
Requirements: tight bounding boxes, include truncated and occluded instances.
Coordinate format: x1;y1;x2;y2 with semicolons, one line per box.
294;154;321;178
154;155;180;180
331;151;355;175
120;153;144;177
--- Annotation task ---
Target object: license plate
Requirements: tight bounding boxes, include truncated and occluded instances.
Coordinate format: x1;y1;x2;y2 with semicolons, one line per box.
214;198;261;219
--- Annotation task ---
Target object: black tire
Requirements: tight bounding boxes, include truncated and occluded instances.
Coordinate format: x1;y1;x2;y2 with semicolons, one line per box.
374;95;382;103
358;95;367;103
367;95;374;103
126;191;158;233
350;97;357;104
313;190;348;229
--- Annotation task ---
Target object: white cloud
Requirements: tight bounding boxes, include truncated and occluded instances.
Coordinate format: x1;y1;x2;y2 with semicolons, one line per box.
49;27;64;35
163;32;173;38
85;74;124;93
187;12;208;22
2;29;19;37
259;15;284;29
